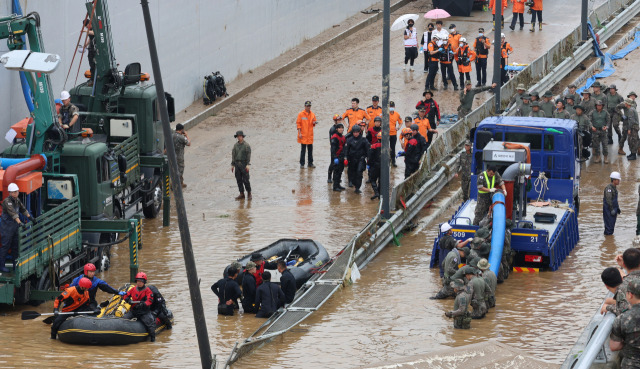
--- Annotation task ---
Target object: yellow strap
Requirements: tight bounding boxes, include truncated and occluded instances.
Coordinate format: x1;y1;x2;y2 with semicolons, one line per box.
478;171;495;194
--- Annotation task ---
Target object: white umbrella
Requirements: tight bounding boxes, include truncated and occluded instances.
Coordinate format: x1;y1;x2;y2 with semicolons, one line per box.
391;14;419;31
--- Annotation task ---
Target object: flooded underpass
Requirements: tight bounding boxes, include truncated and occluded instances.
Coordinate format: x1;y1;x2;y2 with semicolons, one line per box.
1;0;638;368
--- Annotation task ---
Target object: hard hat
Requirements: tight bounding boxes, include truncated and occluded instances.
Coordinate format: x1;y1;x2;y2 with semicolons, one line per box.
352;125;362;133
501;33;505;38
60;91;71;100
401;127;412;136
135;272;148;282
84;263;97;275
333;114;342;121
460;37;467;43
410;123;419;131
377;132;382;139
440;223;452;233
610;171;621;180
7;183;18;192
374;116;382;122
78;277;92;289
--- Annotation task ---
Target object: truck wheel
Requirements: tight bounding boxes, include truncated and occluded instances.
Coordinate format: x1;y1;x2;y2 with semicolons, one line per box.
143;181;162;219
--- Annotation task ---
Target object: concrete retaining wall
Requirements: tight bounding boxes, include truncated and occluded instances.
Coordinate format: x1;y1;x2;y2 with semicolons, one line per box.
0;0;379;149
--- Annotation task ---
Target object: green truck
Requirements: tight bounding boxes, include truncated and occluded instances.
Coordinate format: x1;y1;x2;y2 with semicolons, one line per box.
0;2;170;304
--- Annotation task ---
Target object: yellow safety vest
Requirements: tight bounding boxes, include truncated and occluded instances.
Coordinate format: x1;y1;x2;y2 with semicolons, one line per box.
478;171;495;194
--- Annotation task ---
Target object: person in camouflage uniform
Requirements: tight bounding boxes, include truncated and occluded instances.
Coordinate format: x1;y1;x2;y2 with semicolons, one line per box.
466;267;489;319
601;267;629;316
509;84;527;110
173;123;191;188
610;280;640;368
231;130;252;200
540;91;555;117
499;219;514;282
565;96;576;115
565;83;582;105
470;227;491;260
621;99;639;160
572;105;591;131
457;140;473;201
592;81;608;111
432;247;470;299
628;92;638;108
581;89;596;115
607;84;624;147
589;100;611;163
516;94;532;117
553;99;571;119
473;166;506;225
616;248;640;302
445;279;472;329
478;258;497;308
458;81;497;116
438;223;473;277
604;171;621;235
528;101;546;117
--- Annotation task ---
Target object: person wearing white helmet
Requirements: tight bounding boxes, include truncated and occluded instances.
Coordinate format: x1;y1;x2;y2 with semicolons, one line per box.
58;90;81;133
0;183;35;273
604;172;621;236
437;222;473;278
454;37;476;88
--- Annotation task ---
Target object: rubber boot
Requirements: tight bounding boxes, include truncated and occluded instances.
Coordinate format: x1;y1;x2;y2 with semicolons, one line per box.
50;332;57;340
628;153;637;160
247;192;252;200
530;22;535;32
180;176;187;188
492;21;495;31
618;148;626;155
604;155;609;164
539;22;542;31
235;192;245;200
594;155;601;163
608;136;614;145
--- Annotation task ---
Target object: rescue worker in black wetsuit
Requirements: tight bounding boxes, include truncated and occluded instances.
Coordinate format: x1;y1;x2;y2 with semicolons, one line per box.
0;183;34;273
255;271;285;318
148;285;172;329
122;272;157;342
343;125;369;194
277;260;296;305
241;261;258;313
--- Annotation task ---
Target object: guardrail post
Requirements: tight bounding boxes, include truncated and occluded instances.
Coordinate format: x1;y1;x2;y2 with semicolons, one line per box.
128;218;139;283
162;161;170;227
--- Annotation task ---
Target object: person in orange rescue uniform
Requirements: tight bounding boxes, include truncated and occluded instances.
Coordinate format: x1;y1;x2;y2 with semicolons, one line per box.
366;96;383;130
297;100;317;168
389;101;402;167
509;0;525;31
530;0;543;32
455;38;476;88
51;277;91;339
414;107;432;141
343;98;371;133
489;0;508;30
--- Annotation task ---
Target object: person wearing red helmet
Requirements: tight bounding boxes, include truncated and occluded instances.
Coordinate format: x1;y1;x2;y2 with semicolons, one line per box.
122;272;156;342
51;277;91;339
70;263;123;310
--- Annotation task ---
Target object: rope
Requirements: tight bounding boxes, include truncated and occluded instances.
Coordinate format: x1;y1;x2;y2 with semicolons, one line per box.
533;172;549;203
386;220;401;247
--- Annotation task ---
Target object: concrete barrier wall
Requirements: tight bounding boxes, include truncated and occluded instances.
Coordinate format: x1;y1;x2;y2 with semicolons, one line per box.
0;0;379;149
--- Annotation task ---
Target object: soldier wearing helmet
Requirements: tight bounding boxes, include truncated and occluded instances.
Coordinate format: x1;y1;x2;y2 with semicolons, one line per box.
70;263;123;310
0;182;35;273
122;272;157;341
603;172;622;236
51;277;92;339
434;223;474;279
58;90;81;133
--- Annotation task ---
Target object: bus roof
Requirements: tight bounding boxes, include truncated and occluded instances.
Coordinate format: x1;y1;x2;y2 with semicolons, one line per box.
478;116;577;133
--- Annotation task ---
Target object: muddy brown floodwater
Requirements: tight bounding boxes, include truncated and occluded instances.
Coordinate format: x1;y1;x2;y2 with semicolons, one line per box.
0;1;626;368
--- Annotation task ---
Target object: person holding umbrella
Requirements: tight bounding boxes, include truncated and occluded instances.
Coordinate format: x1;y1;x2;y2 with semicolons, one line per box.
403;19;418;71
